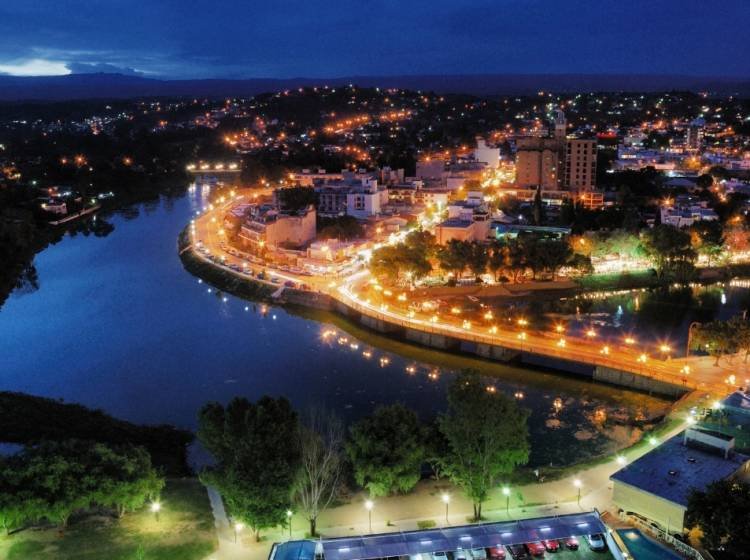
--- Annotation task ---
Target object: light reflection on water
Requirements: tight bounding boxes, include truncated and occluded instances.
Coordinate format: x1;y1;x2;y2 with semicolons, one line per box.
0;192;690;468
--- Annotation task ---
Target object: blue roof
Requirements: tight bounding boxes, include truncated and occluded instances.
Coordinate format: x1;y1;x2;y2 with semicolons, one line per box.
270;512;605;560
610;431;749;506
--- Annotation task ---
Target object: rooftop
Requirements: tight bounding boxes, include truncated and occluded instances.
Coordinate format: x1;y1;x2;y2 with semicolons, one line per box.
270;512;606;560
610;431;749;506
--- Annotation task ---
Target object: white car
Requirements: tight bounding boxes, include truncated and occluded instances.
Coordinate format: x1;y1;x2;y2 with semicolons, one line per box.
431;552;448;560
586;534;607;551
454;550;468;560
470;548;487;560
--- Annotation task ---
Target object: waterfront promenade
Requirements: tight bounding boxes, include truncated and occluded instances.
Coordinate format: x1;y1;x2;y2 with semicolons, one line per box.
187;196;743;399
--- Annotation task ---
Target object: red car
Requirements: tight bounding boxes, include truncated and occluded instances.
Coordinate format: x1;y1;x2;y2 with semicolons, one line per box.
524;542;546;557
542;539;559;552
487;547;506;559
564;536;579;550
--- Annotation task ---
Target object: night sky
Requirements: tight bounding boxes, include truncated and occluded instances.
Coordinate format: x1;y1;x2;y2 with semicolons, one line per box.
0;0;748;79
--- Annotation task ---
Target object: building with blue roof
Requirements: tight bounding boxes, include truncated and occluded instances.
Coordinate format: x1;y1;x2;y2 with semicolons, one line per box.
610;428;750;534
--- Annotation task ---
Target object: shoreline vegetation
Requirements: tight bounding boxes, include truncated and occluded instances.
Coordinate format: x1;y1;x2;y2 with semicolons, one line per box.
0;391;194;476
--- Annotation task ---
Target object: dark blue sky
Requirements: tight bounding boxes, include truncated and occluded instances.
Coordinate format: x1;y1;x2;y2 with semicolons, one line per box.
0;0;748;78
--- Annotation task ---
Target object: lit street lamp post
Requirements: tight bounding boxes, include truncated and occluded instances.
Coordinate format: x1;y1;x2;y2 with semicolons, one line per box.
502;486;511;516
287;510;293;539
365;500;374;533
441;493;450;525
234;522;244;543
150;501;161;523
573;479;582;506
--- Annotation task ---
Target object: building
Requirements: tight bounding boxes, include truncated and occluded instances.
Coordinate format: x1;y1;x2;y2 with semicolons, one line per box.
611;428;750;533
238;204;316;252
315;176;388;219
659;196;719;228
435;218;490;244
269;512;621;560
473;137;500;169
515;109;597;193
565;139;597;191
686;118;705;152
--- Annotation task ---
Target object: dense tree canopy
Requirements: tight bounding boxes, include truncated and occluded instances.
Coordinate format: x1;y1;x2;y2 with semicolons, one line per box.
0;440;163;534
346;403;427;497
198;397;300;541
686;479;750;559
640;224;696;282
439;373;529;520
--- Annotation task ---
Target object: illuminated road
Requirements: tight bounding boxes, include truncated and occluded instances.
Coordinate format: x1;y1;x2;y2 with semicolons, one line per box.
188;195;743;397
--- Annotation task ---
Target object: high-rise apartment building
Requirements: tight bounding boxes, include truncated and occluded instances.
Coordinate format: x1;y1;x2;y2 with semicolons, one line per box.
515;109;597;193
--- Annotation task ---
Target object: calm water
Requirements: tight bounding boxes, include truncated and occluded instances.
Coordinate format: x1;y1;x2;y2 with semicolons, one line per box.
0;189;698;468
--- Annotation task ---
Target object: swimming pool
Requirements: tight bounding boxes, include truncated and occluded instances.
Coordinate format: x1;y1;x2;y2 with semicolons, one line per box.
617;528;683;560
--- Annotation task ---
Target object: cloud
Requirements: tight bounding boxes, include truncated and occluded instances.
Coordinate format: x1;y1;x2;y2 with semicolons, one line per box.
0;58;70;76
65;62;144;76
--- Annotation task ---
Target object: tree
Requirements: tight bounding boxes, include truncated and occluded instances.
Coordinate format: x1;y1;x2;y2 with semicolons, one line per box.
276;187;316;213
640;225;696;281
198;397;300;541
686;479;750;559
437;240;472;279
346;404;427;497
691;320;738;366
439;373;530;520
487;241;509;282
294;407;344;537
0;440;163;532
690;220;724;266
537;239;572;280
467;242;488;280
532;186;544;225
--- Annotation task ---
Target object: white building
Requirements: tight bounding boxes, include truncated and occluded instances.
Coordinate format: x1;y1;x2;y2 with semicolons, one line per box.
473;137;500;169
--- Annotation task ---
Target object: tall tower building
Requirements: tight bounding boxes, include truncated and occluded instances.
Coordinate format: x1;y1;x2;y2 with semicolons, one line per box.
515;109;597;193
553;108;567;141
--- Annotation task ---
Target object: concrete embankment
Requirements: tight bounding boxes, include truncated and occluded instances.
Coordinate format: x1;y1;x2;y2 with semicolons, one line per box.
178;234;689;399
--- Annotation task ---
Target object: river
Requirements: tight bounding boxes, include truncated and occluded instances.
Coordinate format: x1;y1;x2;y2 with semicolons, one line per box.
0;188;710;468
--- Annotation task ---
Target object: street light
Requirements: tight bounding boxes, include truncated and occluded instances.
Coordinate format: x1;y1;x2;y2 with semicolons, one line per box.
286;510;293;539
150;501;161;522
616;455;627;466
365;500;374;533
441;493;450;525
234;522;244;543
502;486;511;516
573;479;582;505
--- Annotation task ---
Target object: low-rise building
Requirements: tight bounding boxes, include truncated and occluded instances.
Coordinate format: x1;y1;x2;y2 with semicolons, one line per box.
611;428;750;533
238;204;316;252
660;196;718;228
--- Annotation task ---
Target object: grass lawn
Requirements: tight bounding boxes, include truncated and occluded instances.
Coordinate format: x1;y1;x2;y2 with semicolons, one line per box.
0;478;217;560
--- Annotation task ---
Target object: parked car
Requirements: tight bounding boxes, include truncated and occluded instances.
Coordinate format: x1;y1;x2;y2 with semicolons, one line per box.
586;534;607;552
470;548;487;560
563;536;579;550
506;545;529;560
524;542;545;557
454;549;469;560
486;546;505;559
408;554;424;560
542;539;559;552
431;552;448;560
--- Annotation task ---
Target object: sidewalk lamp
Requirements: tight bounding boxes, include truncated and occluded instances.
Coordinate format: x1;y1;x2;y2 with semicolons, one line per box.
150;501;161;522
502;486;511;516
616;455;627;466
286;510;293;538
365;500;374;533
441;493;450;525
573;479;582;505
234;522;244;543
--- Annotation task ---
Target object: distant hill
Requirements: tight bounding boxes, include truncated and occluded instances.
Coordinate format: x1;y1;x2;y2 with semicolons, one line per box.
0;72;748;101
